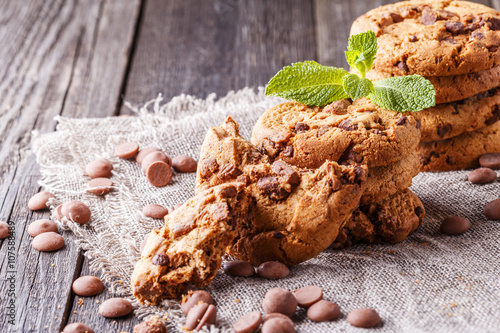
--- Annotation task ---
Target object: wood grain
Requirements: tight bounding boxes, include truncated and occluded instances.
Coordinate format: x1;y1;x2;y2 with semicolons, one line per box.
0;0;141;331
121;0;317;113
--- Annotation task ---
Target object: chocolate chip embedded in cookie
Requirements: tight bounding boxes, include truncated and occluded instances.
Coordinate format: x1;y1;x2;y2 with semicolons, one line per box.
332;188;425;249
365;66;500;105
131;183;251;304
351;0;500;76
419;120;500;171
197;117;367;266
403;87;500;142
251;100;420;169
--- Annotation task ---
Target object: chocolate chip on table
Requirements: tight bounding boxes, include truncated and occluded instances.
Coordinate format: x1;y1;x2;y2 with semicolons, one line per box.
28;191;54;210
142;204;169;219
146;161;173;187
484;198;500;220
172;155;198;173
262;288;297;317
133;316;168;333
233;312;262;333
440;216;470;235
86;177;113;195
347;308;381;328
479;152;500;169
257;261;290;279
223;260;255;277
32;232;65;251
85;159;113;178
62;323;95;333
136;146;161;164
115;142;139;159
0;221;10;239
28;219;58;237
294;285;323;308
307;300;340;322
72;275;104;296
468;168;497;184
261;317;295;333
99;298;133;318
141;151;172;172
185;303;217;331
181;290;214;315
61;201;91;224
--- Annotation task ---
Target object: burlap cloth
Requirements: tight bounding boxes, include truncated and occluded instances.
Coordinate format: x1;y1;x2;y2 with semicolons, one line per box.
32;88;500;332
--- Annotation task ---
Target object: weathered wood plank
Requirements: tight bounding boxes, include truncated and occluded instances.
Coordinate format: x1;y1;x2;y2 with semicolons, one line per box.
314;0;492;68
121;0;317;114
0;0;141;332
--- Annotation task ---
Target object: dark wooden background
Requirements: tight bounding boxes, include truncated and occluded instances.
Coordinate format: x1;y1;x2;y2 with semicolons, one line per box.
0;0;496;332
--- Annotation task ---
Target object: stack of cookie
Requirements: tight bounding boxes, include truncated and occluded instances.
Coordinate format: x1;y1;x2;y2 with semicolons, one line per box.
249;100;425;248
352;0;500;171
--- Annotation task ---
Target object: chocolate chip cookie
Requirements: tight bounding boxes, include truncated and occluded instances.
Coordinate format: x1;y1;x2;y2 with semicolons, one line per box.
332;188;425;249
131;183;251;304
251;100;420;169
419;120;500;171
365;66;500;105
351;0;500;76
407;87;500;142
197;117;366;266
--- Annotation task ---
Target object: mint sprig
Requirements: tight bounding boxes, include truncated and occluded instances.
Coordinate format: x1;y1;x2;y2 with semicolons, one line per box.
345;31;377;78
265;61;349;106
265;31;436;113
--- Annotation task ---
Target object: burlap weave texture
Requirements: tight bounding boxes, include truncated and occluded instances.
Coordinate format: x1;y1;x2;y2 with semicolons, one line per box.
32;88;500;332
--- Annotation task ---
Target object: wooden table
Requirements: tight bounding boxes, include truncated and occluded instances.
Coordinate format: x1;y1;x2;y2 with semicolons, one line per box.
0;0;497;332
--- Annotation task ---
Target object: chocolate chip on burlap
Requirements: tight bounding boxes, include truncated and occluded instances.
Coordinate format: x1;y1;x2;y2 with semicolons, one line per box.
479;152;500;169
440;216;471;235
484;198;500;220
172;155;198;173
98;298;133;318
86;177;113;195
294;286;323;308
181;290;214;315
136;146;161;164
468;168;497;184
133;316;168;333
142;204;169;219
261;317;295;333
233;312;262;333
262;288;297;317
146;161;172;187
115;142;139;159
61;201;91;224
141;151;172;172
307;300;341;322
347;308;381;328
85;159;113;178
185;303;217;331
257;261;289;279
223;260;255;277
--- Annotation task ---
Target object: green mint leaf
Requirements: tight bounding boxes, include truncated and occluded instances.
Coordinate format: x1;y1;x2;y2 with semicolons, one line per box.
342;74;374;101
265;61;349;106
368;75;436;112
345;31;377;77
